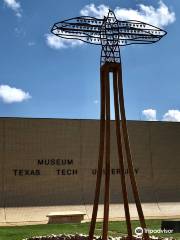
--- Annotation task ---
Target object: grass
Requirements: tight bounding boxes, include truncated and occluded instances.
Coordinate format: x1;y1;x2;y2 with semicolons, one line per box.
0;220;180;240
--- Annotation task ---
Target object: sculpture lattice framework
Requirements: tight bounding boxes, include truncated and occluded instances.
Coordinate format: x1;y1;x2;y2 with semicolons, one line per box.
51;10;166;240
51;10;166;65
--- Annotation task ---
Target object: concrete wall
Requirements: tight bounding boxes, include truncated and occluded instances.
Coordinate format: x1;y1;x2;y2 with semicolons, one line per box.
0;118;179;211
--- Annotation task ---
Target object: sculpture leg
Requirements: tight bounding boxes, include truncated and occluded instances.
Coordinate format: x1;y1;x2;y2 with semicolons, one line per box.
117;64;149;239
113;69;132;238
89;67;106;240
102;66;111;240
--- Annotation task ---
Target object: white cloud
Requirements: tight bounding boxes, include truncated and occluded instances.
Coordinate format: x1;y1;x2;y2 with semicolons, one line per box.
0;85;31;104
142;109;157;121
80;4;109;18
45;34;83;50
162;110;180;122
3;0;22;17
80;1;175;27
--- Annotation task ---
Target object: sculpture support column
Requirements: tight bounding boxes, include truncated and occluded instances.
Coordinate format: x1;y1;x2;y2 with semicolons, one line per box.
102;66;111;240
89;62;149;240
89;68;106;240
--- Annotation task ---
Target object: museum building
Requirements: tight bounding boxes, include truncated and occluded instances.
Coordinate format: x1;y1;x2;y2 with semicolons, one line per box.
0;117;180;224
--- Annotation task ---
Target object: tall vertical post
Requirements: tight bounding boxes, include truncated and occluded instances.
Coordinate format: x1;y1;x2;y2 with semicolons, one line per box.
89;67;106;240
102;65;111;240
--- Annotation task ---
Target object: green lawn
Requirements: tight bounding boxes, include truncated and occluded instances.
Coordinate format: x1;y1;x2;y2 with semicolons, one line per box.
0;220;179;240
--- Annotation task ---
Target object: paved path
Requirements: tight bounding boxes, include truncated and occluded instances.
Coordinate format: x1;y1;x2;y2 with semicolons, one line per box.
0;203;180;226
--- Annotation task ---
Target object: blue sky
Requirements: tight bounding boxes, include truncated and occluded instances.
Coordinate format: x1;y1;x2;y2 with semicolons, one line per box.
0;0;179;121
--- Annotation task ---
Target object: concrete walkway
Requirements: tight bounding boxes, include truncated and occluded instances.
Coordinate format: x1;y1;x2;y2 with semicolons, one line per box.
0;202;180;226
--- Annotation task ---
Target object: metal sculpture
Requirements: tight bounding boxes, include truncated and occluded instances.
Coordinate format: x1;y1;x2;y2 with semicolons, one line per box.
51;9;166;240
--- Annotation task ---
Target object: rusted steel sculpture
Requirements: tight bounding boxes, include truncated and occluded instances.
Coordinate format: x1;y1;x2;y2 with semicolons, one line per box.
51;10;166;240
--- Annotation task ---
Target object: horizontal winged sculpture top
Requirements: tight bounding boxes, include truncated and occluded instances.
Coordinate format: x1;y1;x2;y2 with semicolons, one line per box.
51;9;167;65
